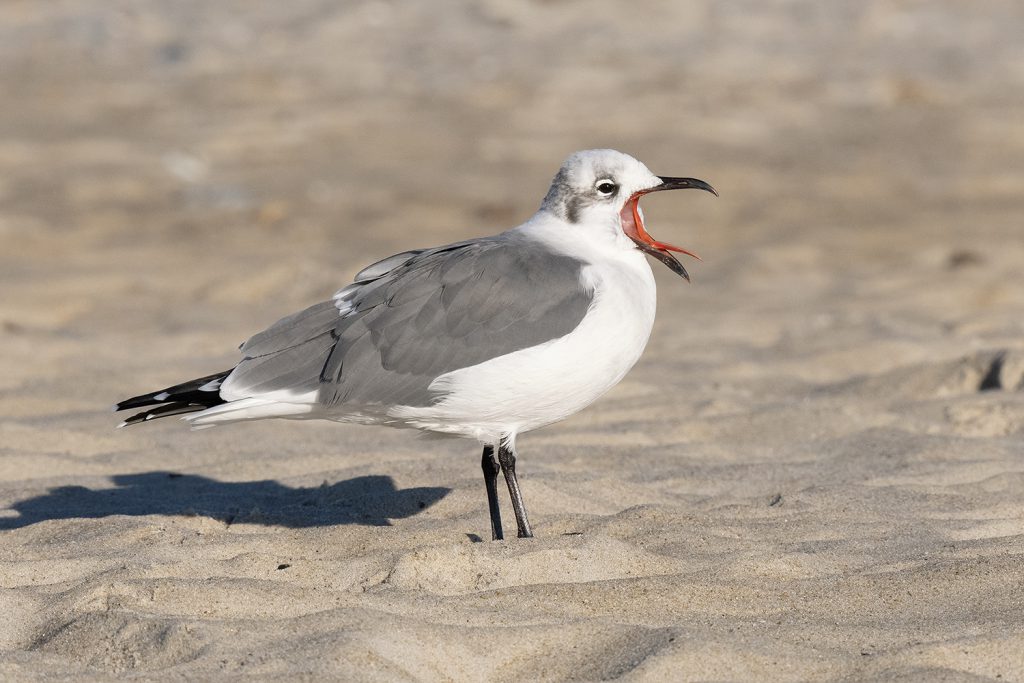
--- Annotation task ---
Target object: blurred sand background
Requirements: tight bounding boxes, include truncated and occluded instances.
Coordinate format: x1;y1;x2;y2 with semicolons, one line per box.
2;0;1024;680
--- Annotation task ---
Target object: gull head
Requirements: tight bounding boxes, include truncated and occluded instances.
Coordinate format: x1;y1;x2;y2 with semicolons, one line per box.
540;149;717;281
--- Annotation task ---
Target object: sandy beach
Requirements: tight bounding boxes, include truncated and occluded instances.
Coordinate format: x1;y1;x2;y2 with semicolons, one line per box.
2;1;1023;679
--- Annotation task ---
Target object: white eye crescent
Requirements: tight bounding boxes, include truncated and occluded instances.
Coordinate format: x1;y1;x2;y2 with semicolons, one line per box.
595;180;618;196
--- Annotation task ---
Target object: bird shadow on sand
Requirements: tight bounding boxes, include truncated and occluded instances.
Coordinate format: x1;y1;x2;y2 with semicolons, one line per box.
0;471;450;530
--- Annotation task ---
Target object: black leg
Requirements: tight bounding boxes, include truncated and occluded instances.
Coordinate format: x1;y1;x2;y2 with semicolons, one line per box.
498;442;534;538
481;445;504;541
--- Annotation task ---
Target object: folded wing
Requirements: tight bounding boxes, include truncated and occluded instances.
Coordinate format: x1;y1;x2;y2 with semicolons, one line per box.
219;238;594;413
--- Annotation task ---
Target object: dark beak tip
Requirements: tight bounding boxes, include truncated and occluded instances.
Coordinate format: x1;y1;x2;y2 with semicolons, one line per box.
635;241;692;281
656;176;718;197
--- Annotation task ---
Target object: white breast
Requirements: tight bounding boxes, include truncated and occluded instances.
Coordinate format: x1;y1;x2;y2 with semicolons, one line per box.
388;247;657;444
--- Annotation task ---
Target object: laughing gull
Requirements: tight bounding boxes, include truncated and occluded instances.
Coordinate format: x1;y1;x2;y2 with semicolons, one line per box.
116;149;716;540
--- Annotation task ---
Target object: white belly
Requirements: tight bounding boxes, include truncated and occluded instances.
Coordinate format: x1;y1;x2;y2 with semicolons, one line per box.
388;251;657;443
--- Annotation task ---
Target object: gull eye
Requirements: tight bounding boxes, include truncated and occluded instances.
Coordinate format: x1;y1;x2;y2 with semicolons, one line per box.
596;180;618;196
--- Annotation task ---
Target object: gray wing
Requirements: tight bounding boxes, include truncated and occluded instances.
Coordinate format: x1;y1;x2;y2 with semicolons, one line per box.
221;238;594;409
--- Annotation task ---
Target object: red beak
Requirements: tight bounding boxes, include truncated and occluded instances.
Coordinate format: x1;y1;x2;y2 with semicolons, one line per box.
620;176;717;281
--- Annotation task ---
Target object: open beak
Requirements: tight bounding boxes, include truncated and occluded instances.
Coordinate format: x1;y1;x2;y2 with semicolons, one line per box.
620;176;717;281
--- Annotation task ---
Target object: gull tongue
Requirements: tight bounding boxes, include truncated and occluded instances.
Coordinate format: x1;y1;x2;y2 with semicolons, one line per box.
630;199;701;260
622;196;699;281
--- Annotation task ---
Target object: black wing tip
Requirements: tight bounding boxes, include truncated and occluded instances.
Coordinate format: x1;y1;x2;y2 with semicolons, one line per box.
117;402;206;428
114;394;160;412
113;369;232;421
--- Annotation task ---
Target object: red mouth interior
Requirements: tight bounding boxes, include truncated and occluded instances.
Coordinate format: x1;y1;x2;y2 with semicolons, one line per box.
620;194;700;260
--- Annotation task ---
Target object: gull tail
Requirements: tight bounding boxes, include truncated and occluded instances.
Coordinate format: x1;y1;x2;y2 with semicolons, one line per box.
114;370;232;427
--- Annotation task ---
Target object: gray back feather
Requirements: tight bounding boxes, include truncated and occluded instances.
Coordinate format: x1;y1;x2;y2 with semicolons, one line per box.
222;236;594;410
